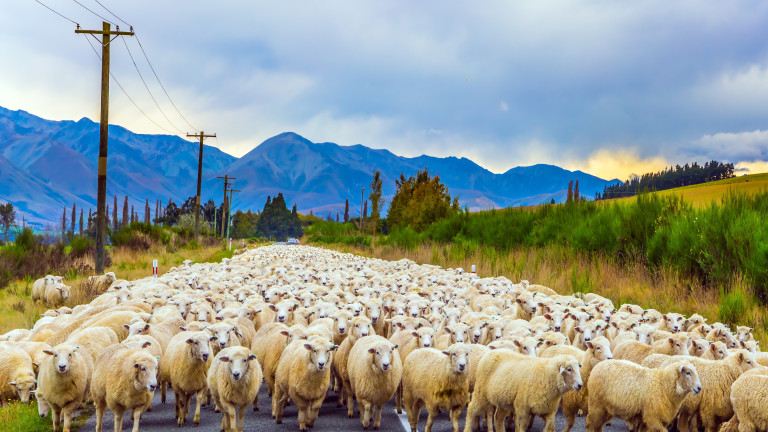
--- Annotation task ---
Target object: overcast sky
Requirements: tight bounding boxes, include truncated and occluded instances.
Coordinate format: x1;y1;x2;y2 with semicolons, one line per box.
3;1;768;180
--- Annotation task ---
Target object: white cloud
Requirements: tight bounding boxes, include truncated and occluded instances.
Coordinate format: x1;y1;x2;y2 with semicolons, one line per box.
499;101;509;111
686;129;768;162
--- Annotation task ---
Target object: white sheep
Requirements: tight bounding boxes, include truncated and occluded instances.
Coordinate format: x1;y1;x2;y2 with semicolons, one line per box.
273;335;337;431
0;347;36;405
464;351;582;432
404;344;472;432
730;373;768;432
586;359;702;432
207;346;263;432
44;282;72;307
347;335;402;429
159;330;214;426
91;344;158;432
37;343;94;432
32;275;62;302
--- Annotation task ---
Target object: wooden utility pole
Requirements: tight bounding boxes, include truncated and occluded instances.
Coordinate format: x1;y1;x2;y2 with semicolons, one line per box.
360;187;365;230
187;131;216;239
76;22;134;274
226;188;240;242
217;175;235;237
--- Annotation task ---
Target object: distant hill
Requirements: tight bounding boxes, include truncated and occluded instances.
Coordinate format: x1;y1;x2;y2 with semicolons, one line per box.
0;106;619;226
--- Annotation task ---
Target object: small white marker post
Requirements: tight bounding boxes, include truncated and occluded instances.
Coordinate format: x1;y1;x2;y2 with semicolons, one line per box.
471;264;476;274
229;239;232;251
153;259;158;279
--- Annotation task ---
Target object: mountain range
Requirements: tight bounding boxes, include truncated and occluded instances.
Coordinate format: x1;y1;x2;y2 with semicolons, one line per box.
0;106;619;228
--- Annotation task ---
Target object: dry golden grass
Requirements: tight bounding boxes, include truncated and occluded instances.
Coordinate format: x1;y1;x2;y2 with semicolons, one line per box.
0;242;241;334
324;241;768;343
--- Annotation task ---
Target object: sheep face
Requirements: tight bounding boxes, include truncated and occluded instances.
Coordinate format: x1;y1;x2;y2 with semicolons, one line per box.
303;338;336;371
516;294;537;315
445;323;470;344
513;338;539;357
364;301;384;324
209;324;237;350
406;301;426;318
544;312;566;332
710;341;729;360
54;284;71;301
559;358;583;392
586;337;613;360
470;322;489;344
668;335;690;356
133;355;159;392
690;339;709;357
368;342;397;372
713;328;737;349
676;362;702;395
332;311;352;335
9;376;36;403
270;301;298;324
443;344;471;374
576;321;603;344
413;328;435;348
36;393;50;417
44;344;80;373
170;297;192;319
195;305;214;322
663;313;686;333
186;334;214;362
736;351;758;372
126;321;150;337
351;318;373;338
487;321;505;341
634;324;655;345
736;326;753;343
741;340;759;353
684;314;706;331
219;349;256;381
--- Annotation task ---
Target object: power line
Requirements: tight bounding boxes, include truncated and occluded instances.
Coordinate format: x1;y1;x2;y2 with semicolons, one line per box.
71;0;116;25
121;36;185;133
33;0;79;25
91;0;130;27
135;35;198;132
83;34;177;134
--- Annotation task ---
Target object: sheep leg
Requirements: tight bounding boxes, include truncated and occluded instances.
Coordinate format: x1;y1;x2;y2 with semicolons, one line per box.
273;385;286;423
237;406;247;432
542;411;557;432
494;408;511;432
515;411;532;432
425;404;440;432
346;385;356;418
298;406;308;432
738;421;756;432
373;404;384;430
462;399;479;432
449;406;463;432
61;402;78;432
407;399;424;432
94;400;105;432
360;399;373;430
309;397;323;428
222;402;236;432
676;410;692;432
585;407;607;432
51;406;61;432
395;383;403;414
252;393;259;411
176;391;188;426
161;381;167;403
131;408;144;432
193;389;205;425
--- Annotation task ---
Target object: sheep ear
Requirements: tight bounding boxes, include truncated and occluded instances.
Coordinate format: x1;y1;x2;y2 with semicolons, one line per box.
331;345;339;351
179;326;187;331
443;327;452;333
668;338;674;345
738;352;744;362
368;348;376;354
8;382;16;386
710;344;717;352
441;350;450;356
411;331;418;337
32;363;38;368
585;341;594;349
220;356;230;362
248;354;257;361
143;342;151;348
304;343;313;351
559;365;566;374
513;340;522;348
269;304;277;311
124;324;130;330
280;330;290;336
186;338;194;344
144;324;150;329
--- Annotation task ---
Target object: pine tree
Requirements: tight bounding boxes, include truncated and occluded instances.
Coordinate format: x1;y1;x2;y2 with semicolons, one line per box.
113;196;118;232
567;180;574;203
105;205;110;229
71;203;76;232
155;199;160;224
61;206;67;237
344;199;349;223
336;212;339;222
363;200;368;218
87;208;92;230
79;208;84;235
574;180;580;202
145;199;150;224
122;196;129;228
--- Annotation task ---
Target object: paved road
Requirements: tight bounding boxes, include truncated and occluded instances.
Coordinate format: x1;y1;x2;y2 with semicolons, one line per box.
81;385;630;432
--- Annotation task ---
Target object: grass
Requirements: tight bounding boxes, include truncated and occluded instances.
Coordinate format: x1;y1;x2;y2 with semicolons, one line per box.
0;402;51;432
315;241;768;344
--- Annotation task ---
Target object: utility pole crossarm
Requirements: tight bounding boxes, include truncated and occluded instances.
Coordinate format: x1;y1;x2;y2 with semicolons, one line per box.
186;133;216;138
75;29;135;36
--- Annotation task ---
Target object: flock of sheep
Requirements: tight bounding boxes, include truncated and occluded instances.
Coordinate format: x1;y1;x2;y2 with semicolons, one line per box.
1;245;767;432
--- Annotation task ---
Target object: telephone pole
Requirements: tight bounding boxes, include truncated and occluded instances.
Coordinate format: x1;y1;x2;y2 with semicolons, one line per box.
226;188;240;244
76;22;134;274
217;175;235;237
361;187;365;230
187;131;216;239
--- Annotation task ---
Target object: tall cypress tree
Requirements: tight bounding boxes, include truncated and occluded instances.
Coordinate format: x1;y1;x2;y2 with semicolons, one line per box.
71;203;76;232
79;208;84;235
122;196;129;228
344;199;349;223
574;180;580;202
567;180;574;203
113;195;118;232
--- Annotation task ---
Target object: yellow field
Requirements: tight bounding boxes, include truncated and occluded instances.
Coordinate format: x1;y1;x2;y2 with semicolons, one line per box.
605;172;768;207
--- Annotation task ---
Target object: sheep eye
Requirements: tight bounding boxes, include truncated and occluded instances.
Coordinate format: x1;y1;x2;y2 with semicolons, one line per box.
567;367;573;372
686;371;691;376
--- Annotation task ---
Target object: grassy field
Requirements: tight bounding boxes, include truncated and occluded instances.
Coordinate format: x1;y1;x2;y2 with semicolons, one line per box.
0;242;236;334
605;172;768;207
318;241;768;343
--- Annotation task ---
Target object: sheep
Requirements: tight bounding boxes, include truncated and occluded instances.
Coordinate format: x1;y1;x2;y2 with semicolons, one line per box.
706;326;737;349
91;344;158;432
332;315;374;408
87;272;117;294
0;347;36;405
32;275;62;302
45;282;72;306
250;323;296;400
542;336;613;432
736;326;754;344
65;326;118;365
0;340;51;374
464;351;582;432
651;351;759;432
730;373;768;432
585;359;701;432
207;346;263;432
126;317;185;354
37;343;94;432
273;335;337;431
347;335;402;429
613;333;690;364
160;330;214;426
404;344;472;432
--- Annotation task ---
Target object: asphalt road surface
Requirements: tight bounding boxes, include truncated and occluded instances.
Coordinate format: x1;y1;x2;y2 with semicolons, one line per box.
81;385;630;432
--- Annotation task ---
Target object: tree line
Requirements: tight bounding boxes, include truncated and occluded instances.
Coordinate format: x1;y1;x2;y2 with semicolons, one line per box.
597;160;735;200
